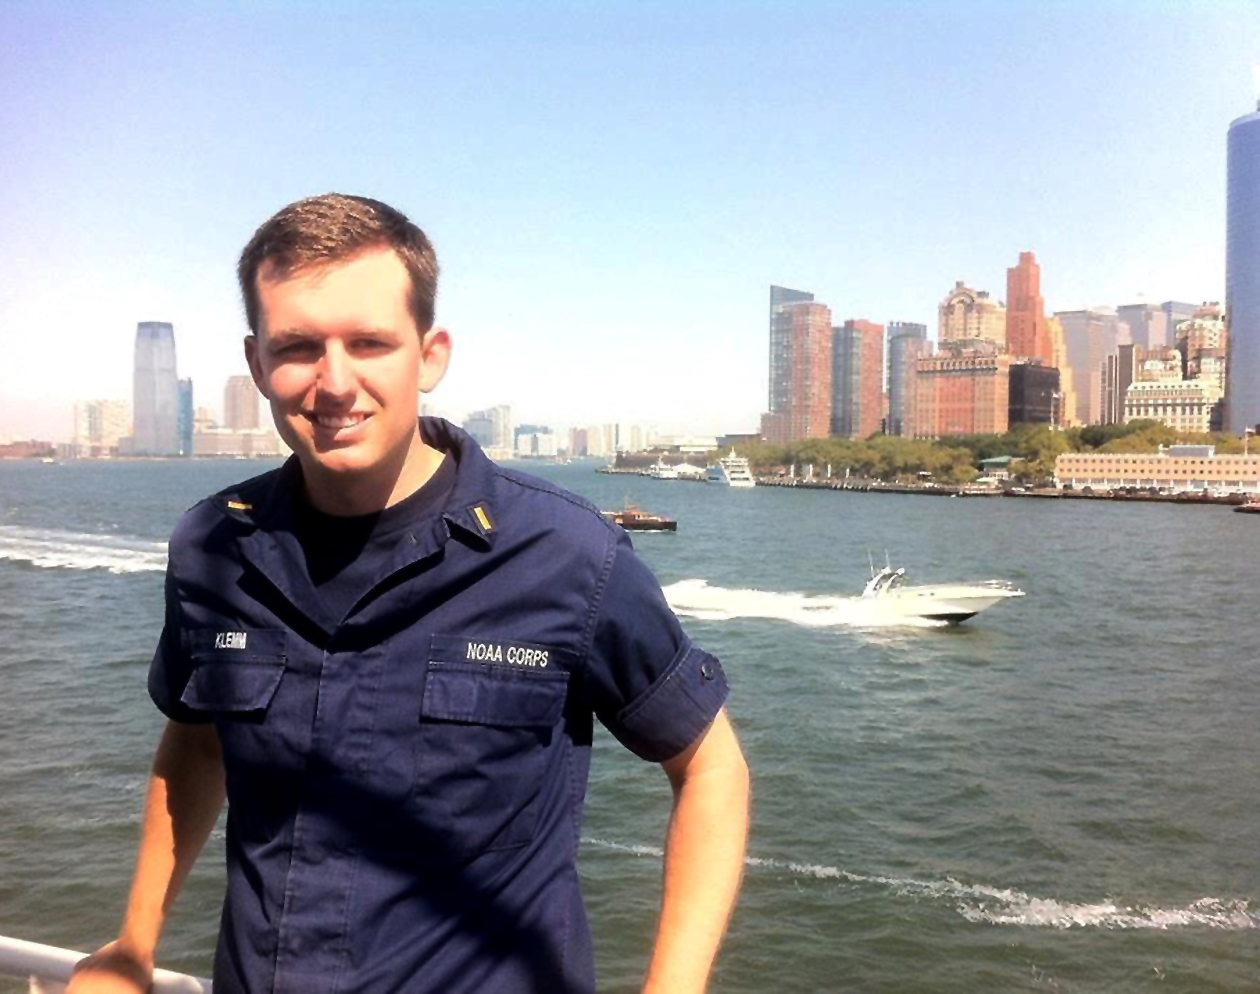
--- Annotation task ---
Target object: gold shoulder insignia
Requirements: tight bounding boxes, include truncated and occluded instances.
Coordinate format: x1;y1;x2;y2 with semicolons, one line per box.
470;504;495;534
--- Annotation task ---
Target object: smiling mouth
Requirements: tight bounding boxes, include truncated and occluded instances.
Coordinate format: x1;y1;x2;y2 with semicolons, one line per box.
306;413;371;431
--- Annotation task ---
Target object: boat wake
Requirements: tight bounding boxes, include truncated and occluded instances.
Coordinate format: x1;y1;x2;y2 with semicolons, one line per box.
582;838;1258;931
0;526;167;574
662;578;946;628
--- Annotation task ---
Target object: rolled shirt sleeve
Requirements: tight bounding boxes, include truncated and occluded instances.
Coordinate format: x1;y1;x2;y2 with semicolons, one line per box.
148;568;214;724
585;532;728;762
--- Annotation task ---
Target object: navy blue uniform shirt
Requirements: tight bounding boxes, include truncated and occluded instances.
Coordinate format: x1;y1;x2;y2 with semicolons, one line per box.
148;419;729;993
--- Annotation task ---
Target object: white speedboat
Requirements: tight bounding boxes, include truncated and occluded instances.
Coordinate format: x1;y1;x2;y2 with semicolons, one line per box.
861;566;1024;624
707;450;756;488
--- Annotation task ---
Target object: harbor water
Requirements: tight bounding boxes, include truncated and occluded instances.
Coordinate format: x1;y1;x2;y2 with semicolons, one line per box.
0;458;1256;992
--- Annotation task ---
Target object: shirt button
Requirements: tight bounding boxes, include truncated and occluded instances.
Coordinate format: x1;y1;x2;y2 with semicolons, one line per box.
701;663;716;681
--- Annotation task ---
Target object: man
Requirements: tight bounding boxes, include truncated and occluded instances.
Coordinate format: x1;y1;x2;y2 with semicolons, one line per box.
70;194;749;993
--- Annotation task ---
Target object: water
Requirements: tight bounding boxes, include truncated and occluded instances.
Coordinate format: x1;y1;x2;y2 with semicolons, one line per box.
1;459;1257;992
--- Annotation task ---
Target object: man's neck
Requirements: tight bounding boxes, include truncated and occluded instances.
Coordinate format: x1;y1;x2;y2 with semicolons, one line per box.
302;433;445;517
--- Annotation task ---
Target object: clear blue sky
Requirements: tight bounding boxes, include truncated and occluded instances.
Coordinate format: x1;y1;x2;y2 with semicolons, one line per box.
2;1;1257;441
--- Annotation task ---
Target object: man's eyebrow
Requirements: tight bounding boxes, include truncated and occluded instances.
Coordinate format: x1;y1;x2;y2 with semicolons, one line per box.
266;327;318;346
268;326;400;342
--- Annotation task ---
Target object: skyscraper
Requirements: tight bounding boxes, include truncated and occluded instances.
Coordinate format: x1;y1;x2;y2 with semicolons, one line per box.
831;319;884;439
463;405;514;452
762;287;832;443
1054;309;1127;425
1046;315;1075;426
886;322;928;437
1161;301;1198;345
1116;303;1169;351
73;399;131;457
178;378;194;457
1226;98;1260;434
768;286;814;421
224;375;261;430
1005;252;1052;364
131;321;180;456
1102;344;1139;426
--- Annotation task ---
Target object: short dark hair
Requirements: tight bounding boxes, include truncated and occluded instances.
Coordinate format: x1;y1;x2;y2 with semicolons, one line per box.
238;193;439;335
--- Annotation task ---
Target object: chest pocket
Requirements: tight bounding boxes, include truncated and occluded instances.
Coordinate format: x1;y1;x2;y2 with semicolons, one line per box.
180;628;289;772
417;636;570;858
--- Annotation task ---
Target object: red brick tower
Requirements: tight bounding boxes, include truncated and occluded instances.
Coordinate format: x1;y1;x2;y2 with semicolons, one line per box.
1005;251;1052;364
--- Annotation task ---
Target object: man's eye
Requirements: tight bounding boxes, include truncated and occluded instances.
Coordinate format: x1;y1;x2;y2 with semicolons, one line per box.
277;342;318;357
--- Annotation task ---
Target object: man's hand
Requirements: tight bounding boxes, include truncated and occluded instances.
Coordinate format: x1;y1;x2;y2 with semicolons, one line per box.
66;939;153;994
66;721;224;994
644;708;750;994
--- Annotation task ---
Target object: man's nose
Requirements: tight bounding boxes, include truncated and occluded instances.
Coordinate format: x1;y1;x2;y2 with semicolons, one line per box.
316;343;356;400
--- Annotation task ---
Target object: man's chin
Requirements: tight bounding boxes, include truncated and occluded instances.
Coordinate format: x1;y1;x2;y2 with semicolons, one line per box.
288;437;373;476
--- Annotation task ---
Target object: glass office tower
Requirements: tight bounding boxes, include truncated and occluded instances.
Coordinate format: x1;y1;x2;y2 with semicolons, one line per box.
1226;103;1260;434
132;321;180;456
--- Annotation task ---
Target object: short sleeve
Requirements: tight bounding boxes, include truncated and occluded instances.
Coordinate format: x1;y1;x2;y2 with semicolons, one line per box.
585;532;728;762
148;567;213;724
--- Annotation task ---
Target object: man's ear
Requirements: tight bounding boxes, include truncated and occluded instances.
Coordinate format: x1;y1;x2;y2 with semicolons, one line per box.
418;327;452;394
244;335;270;399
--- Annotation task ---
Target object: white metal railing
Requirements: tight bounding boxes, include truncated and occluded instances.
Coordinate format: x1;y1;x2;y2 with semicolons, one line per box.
0;935;210;993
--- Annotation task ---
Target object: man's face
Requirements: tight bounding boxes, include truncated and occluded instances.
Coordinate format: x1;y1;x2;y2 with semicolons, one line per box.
245;247;446;496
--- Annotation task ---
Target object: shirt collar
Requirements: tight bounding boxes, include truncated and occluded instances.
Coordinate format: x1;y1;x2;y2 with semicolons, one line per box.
212;417;500;550
420;417;500;549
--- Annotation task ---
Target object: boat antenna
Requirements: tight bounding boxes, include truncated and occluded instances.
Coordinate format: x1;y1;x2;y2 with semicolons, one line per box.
867;549;875;578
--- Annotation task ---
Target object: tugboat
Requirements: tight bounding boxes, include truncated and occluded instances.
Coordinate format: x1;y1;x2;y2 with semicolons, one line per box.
602;502;677;532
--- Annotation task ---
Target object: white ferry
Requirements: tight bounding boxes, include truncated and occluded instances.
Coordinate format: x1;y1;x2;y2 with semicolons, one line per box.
645;458;679;480
707;450;756;488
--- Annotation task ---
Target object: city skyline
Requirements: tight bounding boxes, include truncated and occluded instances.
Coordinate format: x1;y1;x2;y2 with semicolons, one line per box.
1;3;1256;442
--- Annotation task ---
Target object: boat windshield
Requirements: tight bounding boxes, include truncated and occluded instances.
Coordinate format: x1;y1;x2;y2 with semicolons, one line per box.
862;567;906;597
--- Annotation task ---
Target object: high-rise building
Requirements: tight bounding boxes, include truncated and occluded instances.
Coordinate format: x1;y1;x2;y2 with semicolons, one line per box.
582;424;616;458
886;322;928;437
912;343;1012;439
1116;304;1170;351
1102;344;1140;425
72;399;131;457
515;426;556;457
762;288;832;444
1054;309;1128;425
1161;301;1198;347
1005;252;1052;364
224;375;261;431
831;319;884;438
768;286;814;424
463;405;514;453
1009;363;1060;426
130;321;180;456
939;281;1006;350
178;378;194;457
1046;315;1075;426
616;423;649;453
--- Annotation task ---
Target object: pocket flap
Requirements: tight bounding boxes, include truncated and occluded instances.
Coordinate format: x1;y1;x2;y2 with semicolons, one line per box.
421;662;568;727
181;628;287;712
181;659;286;712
